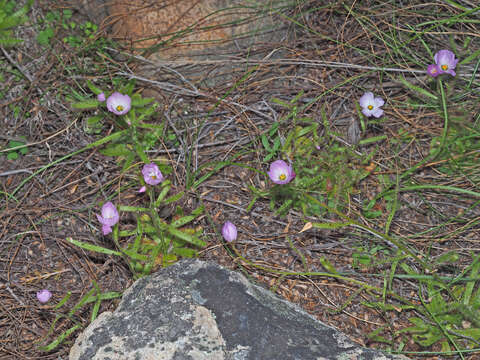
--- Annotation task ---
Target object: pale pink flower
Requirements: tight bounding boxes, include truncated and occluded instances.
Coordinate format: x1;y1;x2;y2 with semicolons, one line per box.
106;92;131;115
142;163;164;186
96;201;119;235
222;221;237;242
359;92;384;118
37;289;52;303
268;160;295;185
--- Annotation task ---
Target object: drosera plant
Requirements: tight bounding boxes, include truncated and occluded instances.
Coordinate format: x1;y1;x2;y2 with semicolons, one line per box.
249;92;372;217
68;78;207;277
68;161;206;279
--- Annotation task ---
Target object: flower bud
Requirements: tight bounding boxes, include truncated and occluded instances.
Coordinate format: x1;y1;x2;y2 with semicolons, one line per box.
222;221;237;242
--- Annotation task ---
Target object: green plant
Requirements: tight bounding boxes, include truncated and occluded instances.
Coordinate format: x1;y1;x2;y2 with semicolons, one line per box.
69;81;205;278
3;136;28;160
397;256;480;353
68;179;205;279
250;93;370;217
37;9;111;53
71;80;164;171
0;0;32;47
38;283;122;351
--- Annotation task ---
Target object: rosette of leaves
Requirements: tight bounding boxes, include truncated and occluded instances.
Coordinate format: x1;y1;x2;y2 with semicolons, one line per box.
0;0;33;47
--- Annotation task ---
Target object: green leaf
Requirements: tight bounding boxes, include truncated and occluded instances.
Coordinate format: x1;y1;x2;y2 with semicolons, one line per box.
166;225;206;247
358;135;387;145
398;76;438;100
319;256;338;274
67;237;122;256
100;143;131;157
163;191;184;204
171;215;196;228
433;251;460;266
131;94;155;107
172;247;198;258
6;151;18;160
85;115;104;133
0;13;25;31
0;36;21;46
261;134;271;151
363;210;382;219
36;27;54;46
460;48;480;65
122;248;149;261
38;325;81;352
86;80;103;95
53;291;72;310
71;99;100;110
271;97;289;108
119;80;135;95
312;221;351;229
122;151;135;172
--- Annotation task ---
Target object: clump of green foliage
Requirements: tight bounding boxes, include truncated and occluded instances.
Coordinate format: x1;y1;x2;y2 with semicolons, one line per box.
0;0;33;47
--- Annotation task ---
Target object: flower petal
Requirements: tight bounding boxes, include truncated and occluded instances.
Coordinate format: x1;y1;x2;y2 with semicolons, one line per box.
361;108;373;117
374;97;385;107
427;64;440;78
372;108;384;118
102;224;113;235
359;92;374;108
142;163;164;185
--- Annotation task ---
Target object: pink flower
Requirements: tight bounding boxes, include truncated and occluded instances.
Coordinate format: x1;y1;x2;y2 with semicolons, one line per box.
97;92;106;102
37;289;52;303
222;221;237;242
434;49;458;77
96;201;119;235
138;186;146;193
106;92;131;115
359;92;384;118
427;64;440;78
142;163;164;185
268;160;296;185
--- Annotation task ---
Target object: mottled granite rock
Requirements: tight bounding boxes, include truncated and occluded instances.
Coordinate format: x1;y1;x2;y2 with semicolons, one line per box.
70;259;408;360
73;0;291;87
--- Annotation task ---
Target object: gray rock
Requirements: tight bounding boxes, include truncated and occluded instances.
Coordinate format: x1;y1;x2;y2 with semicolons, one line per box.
70;259;408;360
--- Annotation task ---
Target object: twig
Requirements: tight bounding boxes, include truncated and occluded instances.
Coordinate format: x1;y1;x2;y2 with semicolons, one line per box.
115;71;274;121
1;47;33;82
0;118;78;153
0;169;33;177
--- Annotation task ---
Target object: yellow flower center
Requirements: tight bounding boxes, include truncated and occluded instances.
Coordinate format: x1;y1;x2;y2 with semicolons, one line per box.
150;175;157;180
116;105;124;112
279;173;286;181
367;105;373;110
441;64;448;71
